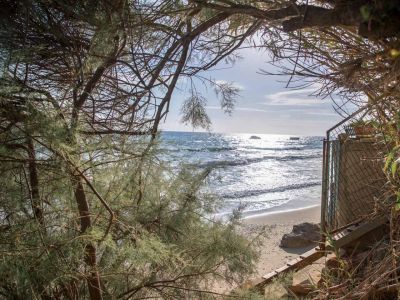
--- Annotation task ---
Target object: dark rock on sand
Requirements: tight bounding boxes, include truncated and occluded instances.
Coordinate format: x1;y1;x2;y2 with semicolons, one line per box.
280;222;320;248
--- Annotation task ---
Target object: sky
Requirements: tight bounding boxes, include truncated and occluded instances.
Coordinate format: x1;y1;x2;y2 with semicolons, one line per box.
161;47;342;136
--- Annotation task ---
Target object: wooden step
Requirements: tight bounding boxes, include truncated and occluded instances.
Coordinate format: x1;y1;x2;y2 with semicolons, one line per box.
252;247;325;291
249;216;387;293
329;216;386;250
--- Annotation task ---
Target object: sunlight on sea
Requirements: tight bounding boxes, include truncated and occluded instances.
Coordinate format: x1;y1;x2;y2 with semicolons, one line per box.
160;132;323;217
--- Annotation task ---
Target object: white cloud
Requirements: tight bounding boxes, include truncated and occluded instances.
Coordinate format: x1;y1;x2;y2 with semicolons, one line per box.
206;106;266;112
235;107;267;112
205;106;223;110
303;110;338;117
214;80;244;91
264;88;322;106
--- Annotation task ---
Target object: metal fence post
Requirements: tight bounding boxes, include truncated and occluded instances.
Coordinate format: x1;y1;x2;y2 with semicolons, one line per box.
320;138;328;250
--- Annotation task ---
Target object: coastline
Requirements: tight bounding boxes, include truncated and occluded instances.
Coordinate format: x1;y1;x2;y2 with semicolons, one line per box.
243;205;320;225
242;205;321;286
214;205;321;294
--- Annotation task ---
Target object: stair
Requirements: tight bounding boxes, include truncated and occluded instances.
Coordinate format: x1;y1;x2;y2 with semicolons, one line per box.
328;216;386;249
249;216;387;294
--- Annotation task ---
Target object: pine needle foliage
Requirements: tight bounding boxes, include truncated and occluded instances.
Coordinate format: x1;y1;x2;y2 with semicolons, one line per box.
0;130;258;299
0;1;261;298
2;0;399;298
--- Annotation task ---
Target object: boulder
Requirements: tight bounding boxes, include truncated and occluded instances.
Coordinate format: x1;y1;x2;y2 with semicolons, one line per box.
280;222;321;248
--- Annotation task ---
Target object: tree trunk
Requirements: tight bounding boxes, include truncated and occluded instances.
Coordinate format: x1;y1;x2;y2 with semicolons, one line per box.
74;176;103;300
27;137;44;226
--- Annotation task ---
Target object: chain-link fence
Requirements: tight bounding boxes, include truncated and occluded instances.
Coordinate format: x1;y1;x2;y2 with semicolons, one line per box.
321;106;386;240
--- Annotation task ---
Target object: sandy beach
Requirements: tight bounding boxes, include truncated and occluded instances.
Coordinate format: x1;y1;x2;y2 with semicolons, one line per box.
242;205;321;278
213;205;321;294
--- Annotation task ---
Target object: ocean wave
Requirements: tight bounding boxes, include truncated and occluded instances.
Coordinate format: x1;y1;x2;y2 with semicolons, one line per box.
243;146;304;151
164;146;309;153
161;146;237;153
186;146;237;152
196;154;321;168
221;182;321;199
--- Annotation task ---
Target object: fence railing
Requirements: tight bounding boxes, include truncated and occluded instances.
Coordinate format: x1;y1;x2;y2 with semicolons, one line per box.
320;106;385;246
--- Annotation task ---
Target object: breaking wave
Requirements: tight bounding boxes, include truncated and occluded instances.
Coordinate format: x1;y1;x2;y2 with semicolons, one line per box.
243;146;304;151
197;154;321;168
221;182;321;199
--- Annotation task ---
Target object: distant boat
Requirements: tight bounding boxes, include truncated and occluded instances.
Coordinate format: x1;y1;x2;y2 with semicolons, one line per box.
290;137;300;140
250;135;261;139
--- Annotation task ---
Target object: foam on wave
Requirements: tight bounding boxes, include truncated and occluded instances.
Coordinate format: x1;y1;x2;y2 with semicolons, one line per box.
221;182;321;199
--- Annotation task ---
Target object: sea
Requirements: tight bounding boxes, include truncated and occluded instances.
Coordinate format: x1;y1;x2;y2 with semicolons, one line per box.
160;131;323;218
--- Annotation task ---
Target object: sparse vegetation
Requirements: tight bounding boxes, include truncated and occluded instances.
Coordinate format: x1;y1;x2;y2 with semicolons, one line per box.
1;0;399;298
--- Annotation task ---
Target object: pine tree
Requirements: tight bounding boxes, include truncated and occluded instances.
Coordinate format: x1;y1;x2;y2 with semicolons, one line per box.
0;1;258;298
